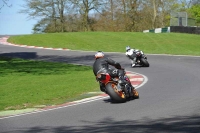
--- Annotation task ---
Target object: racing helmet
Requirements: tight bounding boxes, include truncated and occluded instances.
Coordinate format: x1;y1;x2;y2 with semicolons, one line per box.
95;51;104;59
126;46;131;51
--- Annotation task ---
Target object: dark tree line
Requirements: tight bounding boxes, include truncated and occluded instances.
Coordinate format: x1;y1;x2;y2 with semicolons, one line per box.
17;0;200;33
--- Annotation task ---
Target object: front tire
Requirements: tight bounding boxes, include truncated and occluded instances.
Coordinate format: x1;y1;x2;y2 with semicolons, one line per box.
141;58;149;67
106;83;126;103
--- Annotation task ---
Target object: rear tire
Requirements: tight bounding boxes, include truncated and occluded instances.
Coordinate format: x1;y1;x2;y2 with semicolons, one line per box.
106;83;126;103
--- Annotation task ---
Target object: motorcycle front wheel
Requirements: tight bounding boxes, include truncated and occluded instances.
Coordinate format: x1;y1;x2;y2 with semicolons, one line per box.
105;83;126;103
141;58;150;67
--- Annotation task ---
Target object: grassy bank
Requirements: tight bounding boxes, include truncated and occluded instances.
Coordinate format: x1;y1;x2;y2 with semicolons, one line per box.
8;32;200;56
0;57;99;111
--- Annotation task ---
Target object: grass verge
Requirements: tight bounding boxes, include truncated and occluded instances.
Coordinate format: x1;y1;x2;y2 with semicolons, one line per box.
0;57;99;111
8;32;200;56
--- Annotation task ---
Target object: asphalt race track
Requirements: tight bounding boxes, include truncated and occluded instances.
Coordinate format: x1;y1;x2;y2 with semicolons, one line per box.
0;37;200;133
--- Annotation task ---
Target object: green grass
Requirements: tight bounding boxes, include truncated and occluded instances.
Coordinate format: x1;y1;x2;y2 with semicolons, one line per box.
0;57;99;111
8;32;200;56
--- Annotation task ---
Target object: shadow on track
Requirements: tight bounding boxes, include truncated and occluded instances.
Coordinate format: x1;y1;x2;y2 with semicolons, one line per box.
14;115;200;133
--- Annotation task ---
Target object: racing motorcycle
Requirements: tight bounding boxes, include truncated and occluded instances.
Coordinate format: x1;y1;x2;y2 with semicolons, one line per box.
96;68;139;103
127;49;149;67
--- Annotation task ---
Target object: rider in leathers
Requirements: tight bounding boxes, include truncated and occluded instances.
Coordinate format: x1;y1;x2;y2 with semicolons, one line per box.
93;51;138;97
125;46;137;67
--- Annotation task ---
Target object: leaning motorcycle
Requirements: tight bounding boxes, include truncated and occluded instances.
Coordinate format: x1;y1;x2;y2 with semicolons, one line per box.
96;68;139;103
129;50;149;67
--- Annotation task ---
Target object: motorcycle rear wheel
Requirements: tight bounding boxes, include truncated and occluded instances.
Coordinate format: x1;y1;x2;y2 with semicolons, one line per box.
106;83;126;103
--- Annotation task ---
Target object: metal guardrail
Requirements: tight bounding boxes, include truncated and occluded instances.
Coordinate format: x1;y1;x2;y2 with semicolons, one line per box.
170;26;200;34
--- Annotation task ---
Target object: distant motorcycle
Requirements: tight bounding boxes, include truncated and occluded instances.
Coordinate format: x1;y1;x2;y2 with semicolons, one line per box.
96;68;139;103
127;49;150;67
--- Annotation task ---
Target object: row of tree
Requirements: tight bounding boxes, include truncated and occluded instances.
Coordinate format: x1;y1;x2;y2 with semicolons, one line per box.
18;0;200;33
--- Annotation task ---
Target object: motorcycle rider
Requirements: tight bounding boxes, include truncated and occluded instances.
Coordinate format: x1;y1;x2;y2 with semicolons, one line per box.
93;51;138;98
125;46;137;67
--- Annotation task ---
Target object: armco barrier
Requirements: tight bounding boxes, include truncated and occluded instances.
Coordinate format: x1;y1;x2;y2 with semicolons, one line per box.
143;27;170;33
162;27;168;32
170;26;200;34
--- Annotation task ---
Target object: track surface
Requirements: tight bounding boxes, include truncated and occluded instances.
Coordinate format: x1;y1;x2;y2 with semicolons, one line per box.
0;37;200;133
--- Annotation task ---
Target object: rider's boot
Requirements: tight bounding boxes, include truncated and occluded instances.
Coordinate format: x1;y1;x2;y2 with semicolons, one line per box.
131;58;136;67
99;82;106;93
131;63;136;67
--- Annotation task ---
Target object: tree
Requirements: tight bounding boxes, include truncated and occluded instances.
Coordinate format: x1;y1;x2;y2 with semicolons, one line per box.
19;0;197;32
20;0;67;33
32;18;49;33
0;0;12;11
189;4;200;24
70;0;104;31
125;0;141;31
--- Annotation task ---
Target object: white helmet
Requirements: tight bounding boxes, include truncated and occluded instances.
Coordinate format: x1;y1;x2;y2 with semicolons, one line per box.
95;51;104;59
126;46;131;51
